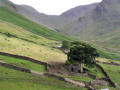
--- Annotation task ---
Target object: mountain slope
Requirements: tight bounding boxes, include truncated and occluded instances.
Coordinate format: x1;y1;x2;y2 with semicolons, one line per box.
0;0;119;61
60;3;98;22
0;0;71;63
0;6;73;41
60;0;120;55
15;5;65;29
0;0;16;10
0;20;67;63
13;2;98;29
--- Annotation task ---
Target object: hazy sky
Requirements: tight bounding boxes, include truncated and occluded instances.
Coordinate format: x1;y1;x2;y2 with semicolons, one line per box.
10;0;102;15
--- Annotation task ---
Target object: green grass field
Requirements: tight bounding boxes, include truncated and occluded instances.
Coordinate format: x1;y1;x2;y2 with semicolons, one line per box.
0;21;67;63
101;64;120;88
0;1;120;90
0;7;73;41
0;55;46;73
0;65;86;90
0;21;58;46
84;65;105;78
0;7;119;62
0;54;118;90
66;75;93;82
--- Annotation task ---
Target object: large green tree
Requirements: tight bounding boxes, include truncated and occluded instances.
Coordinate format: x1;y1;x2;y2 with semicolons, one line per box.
62;40;71;49
68;42;99;73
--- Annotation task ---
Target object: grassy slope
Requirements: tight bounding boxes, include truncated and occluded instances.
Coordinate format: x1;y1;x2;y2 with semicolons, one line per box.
0;7;73;41
90;28;120;58
0;55;46;73
91;43;120;61
0;21;67;63
60;13;120;58
0;6;119;61
0;54;118;90
96;47;120;61
0;54;103;87
0;20;119;63
0;54;117;90
0;1;119;90
60;75;94;83
84;65;105;78
0;21;58;45
0;65;85;90
101;64;120;88
95;58;120;89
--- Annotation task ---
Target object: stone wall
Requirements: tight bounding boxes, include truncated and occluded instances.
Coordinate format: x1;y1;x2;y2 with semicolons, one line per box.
96;64;118;88
96;61;120;66
0;51;50;71
0;62;31;73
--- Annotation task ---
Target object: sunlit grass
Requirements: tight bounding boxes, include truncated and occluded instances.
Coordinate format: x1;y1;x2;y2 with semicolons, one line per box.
100;64;120;87
0;55;46;73
0;7;72;41
0;21;66;63
0;34;66;63
0;65;82;90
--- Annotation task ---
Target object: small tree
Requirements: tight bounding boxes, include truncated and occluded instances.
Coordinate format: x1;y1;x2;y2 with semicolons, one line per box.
67;42;99;73
62;40;71;49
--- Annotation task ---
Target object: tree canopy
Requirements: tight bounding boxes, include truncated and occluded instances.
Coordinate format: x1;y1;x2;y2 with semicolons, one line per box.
67;41;99;72
62;40;71;49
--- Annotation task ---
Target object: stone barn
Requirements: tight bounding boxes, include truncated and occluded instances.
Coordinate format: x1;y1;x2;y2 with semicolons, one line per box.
68;64;82;73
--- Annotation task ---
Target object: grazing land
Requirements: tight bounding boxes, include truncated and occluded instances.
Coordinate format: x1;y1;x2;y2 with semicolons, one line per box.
0;1;120;89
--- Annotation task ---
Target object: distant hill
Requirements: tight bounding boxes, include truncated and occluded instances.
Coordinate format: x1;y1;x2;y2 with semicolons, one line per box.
0;0;73;41
0;0;71;62
0;0;119;59
60;0;120;55
13;3;98;30
0;1;120;89
60;3;98;22
15;5;64;29
0;0;98;30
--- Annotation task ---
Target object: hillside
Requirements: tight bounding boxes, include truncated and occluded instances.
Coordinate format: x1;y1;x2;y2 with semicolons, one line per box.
0;6;73;41
0;1;73;63
0;63;81;90
0;0;120;90
0;51;119;90
15;5;65;29
0;20;67;63
0;0;119;61
0;0;16;10
60;0;120;56
8;0;98;29
4;0;120;57
10;0;120;57
60;3;98;22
